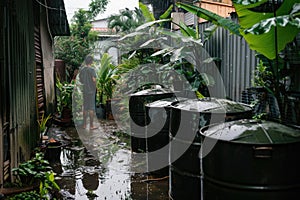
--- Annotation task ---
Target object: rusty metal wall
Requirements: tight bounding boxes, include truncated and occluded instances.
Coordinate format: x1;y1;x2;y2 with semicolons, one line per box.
199;16;258;101
0;0;39;184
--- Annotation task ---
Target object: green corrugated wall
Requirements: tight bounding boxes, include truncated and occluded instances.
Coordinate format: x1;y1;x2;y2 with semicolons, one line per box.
0;0;40;185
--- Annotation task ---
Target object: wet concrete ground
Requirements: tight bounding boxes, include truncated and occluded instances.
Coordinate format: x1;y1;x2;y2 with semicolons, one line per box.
47;119;170;200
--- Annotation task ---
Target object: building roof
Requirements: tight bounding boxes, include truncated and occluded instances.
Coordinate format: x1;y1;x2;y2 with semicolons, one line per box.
46;0;70;36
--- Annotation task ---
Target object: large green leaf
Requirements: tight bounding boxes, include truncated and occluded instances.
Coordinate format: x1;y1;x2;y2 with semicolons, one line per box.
233;0;300;60
179;21;198;39
139;2;155;22
135;19;171;31
176;2;241;36
160;5;174;19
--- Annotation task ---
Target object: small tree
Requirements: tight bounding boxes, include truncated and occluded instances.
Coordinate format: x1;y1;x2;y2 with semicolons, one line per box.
54;0;108;81
108;8;145;33
177;1;300;115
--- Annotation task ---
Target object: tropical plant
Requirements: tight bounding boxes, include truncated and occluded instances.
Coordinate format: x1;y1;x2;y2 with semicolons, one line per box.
38;113;52;133
139;2;156;22
11;152;60;199
232;0;300;107
177;1;300;118
232;0;300;60
177;1;300;63
56;79;75;115
108;8;145;33
54;0;108;81
8;191;42;200
116;3;220;97
252;60;274;90
96;53;118;104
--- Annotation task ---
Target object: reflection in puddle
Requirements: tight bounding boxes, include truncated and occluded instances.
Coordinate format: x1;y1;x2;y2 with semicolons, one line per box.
50;123;169;200
56;140;131;199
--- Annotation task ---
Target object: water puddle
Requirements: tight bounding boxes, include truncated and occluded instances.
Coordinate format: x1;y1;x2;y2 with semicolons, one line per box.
47;120;169;200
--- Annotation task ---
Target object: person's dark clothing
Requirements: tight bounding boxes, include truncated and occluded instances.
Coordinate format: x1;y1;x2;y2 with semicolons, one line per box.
79;66;97;94
79;66;97;111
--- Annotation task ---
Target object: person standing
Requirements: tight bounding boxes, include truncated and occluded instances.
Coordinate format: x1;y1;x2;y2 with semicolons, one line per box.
79;55;98;130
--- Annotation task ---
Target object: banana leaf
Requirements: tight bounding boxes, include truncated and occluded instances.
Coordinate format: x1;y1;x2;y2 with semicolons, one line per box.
160;5;174;19
233;0;300;60
139;2;155;22
179;21;198;39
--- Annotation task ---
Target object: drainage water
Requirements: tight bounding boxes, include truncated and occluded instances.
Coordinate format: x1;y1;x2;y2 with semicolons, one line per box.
48;121;169;200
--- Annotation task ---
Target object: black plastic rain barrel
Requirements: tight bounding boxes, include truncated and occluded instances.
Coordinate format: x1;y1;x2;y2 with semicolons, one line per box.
200;119;300;200
169;98;253;200
129;88;174;153
145;97;186;176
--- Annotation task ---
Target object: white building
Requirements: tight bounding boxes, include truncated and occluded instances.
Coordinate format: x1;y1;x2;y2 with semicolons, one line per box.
91;18;120;65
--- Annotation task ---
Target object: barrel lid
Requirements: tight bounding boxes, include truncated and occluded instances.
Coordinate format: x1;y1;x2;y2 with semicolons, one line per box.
171;98;252;114
145;97;187;108
201;119;300;144
129;88;174;97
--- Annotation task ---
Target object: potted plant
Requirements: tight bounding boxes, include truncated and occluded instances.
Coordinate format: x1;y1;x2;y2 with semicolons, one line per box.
55;78;75;123
11;152;60;199
37;113;52;143
96;53;117;119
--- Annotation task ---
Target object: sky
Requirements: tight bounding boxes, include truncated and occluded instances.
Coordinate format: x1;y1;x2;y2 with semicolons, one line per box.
64;0;139;22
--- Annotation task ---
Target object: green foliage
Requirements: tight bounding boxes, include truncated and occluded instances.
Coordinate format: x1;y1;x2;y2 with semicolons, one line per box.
135;19;172;31
116;57;140;75
55;0;108;80
177;1;300;60
118;11;215;96
88;0;109;18
96;53;117;104
159;4;173;20
179;21;198;39
12;153;51;186
244;5;300;35
8;191;42;200
54;36;89;72
39;171;60;199
11;153;60;199
113;3;220;99
231;0;300;117
138;2;173;28
108;8;145;33
252;60;273;89
252;111;267;120
233;0;300;60
37;113;52;133
56;79;75;114
139;2;155;22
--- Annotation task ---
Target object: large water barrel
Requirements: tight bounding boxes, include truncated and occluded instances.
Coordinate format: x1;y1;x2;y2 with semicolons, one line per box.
145;97;186;176
169;98;253;200
200;119;300;200
129;88;174;153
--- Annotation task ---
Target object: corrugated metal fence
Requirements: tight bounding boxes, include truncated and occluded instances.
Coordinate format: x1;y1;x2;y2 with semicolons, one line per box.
199;16;258;102
0;0;39;185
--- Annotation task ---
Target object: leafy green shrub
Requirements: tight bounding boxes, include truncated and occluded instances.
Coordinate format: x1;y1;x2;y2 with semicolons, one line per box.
12;152;60;199
56;78;75;115
8;191;42;200
38;113;52;133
